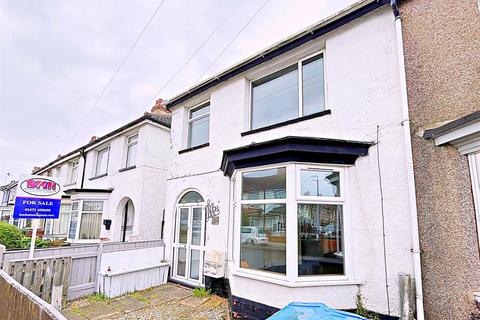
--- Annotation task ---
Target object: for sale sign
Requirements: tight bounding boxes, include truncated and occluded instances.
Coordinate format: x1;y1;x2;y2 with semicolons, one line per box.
13;174;62;219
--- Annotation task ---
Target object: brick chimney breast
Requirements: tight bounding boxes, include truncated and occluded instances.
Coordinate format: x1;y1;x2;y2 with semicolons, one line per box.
150;99;171;116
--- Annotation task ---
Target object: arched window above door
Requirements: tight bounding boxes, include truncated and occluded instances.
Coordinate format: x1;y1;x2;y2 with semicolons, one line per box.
179;191;204;204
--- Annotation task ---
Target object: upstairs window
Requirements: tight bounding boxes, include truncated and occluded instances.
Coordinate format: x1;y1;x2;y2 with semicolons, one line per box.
188;102;210;148
69;161;79;184
125;134;138;167
95;146;109;176
251;52;325;130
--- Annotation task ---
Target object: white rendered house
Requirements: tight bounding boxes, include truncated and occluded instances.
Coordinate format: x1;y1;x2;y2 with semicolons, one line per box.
31;109;171;243
163;1;419;318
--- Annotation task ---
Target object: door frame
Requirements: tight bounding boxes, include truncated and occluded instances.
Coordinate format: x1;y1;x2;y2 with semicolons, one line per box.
172;203;206;286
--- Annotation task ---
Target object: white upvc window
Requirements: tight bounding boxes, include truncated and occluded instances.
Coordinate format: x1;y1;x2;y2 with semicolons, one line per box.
468;153;480;247
187;102;210;148
79;201;103;240
233;163;349;285
68;200;104;241
52;203;71;235
69;161;79;184
94;146;110;176
250;51;326;130
125;134;138;168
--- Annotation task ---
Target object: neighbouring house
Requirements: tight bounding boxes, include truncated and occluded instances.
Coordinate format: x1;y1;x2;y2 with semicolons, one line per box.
30;106;171;243
163;1;422;319
0;180;32;229
398;0;480;319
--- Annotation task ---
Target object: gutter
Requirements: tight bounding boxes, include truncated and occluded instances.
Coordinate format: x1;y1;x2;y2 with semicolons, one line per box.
80;148;87;189
165;0;389;109
391;1;425;319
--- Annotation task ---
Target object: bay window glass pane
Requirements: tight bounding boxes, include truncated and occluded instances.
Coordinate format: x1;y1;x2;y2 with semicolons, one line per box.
298;204;343;275
83;201;103;212
79;212;102;239
251;65;298;129
242;168;286;200
188;116;209;148
300;169;340;197
68;206;78;239
240;204;286;274
302;54;325;116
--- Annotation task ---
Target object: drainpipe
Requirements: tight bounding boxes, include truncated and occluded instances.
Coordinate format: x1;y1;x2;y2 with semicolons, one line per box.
80;148;87;189
391;1;425;319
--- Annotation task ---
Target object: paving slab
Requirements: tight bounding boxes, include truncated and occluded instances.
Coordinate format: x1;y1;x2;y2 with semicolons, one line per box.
110;296;148;313
144;292;174;306
62;309;87;320
159;285;192;299
76;303;119;320
180;295;211;307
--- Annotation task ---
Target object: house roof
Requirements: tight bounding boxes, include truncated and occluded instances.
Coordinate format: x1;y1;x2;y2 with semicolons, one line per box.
165;0;389;109
0;181;18;191
33;113;171;175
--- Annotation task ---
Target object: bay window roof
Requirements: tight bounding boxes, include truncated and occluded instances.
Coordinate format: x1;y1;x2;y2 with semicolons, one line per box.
220;136;372;177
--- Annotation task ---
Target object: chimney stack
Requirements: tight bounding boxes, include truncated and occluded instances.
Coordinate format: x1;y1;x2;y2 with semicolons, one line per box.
90;136;97;143
32;166;41;173
150;99;171;116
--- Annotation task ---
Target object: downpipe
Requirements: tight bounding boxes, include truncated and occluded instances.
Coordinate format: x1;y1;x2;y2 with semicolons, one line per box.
391;1;425;319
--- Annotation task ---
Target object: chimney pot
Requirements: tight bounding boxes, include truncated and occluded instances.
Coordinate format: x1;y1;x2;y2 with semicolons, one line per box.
150;99;171;116
90;136;97;143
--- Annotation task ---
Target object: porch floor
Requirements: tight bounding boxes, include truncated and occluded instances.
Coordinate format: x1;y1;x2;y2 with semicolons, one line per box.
62;283;229;320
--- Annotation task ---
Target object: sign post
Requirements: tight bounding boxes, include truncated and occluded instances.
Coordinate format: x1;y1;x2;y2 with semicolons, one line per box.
13;174;62;259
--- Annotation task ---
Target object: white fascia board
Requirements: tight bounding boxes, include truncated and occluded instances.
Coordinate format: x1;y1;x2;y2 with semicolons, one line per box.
434;120;480;155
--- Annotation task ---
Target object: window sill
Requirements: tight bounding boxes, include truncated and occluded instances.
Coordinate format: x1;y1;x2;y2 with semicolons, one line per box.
241;109;331;136
119;165;136;172
89;173;108;181
231;269;361;287
178;142;209;154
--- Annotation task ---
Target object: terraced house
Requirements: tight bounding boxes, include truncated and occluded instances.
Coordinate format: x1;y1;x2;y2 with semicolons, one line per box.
163;1;423;318
29;107;171;243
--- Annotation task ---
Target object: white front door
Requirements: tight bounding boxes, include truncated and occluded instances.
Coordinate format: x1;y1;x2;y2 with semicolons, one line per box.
173;205;205;285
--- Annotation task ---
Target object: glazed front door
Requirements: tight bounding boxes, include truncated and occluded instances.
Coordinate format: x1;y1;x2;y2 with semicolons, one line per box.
174;206;205;285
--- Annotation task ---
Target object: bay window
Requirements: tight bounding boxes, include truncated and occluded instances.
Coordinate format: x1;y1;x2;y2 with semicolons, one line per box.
68;200;104;240
236;163;346;282
250;52;325;130
79;201;103;239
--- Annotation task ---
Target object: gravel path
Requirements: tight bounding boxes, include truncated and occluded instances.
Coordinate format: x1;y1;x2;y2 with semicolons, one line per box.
111;296;228;320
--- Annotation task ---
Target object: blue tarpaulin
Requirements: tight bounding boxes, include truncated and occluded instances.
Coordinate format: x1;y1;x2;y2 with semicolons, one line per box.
267;302;367;320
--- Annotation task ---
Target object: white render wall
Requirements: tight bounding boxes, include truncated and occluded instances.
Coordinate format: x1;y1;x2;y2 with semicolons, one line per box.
166;7;413;316
36;120;170;243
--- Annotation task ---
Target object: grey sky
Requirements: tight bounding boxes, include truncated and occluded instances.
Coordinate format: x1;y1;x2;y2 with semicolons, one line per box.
0;0;356;183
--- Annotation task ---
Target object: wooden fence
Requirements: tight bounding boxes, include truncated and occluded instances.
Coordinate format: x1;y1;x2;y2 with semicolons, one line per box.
6;257;71;306
0;239;165;301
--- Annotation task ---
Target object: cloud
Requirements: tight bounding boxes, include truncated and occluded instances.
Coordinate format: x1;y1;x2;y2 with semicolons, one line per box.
0;0;356;181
